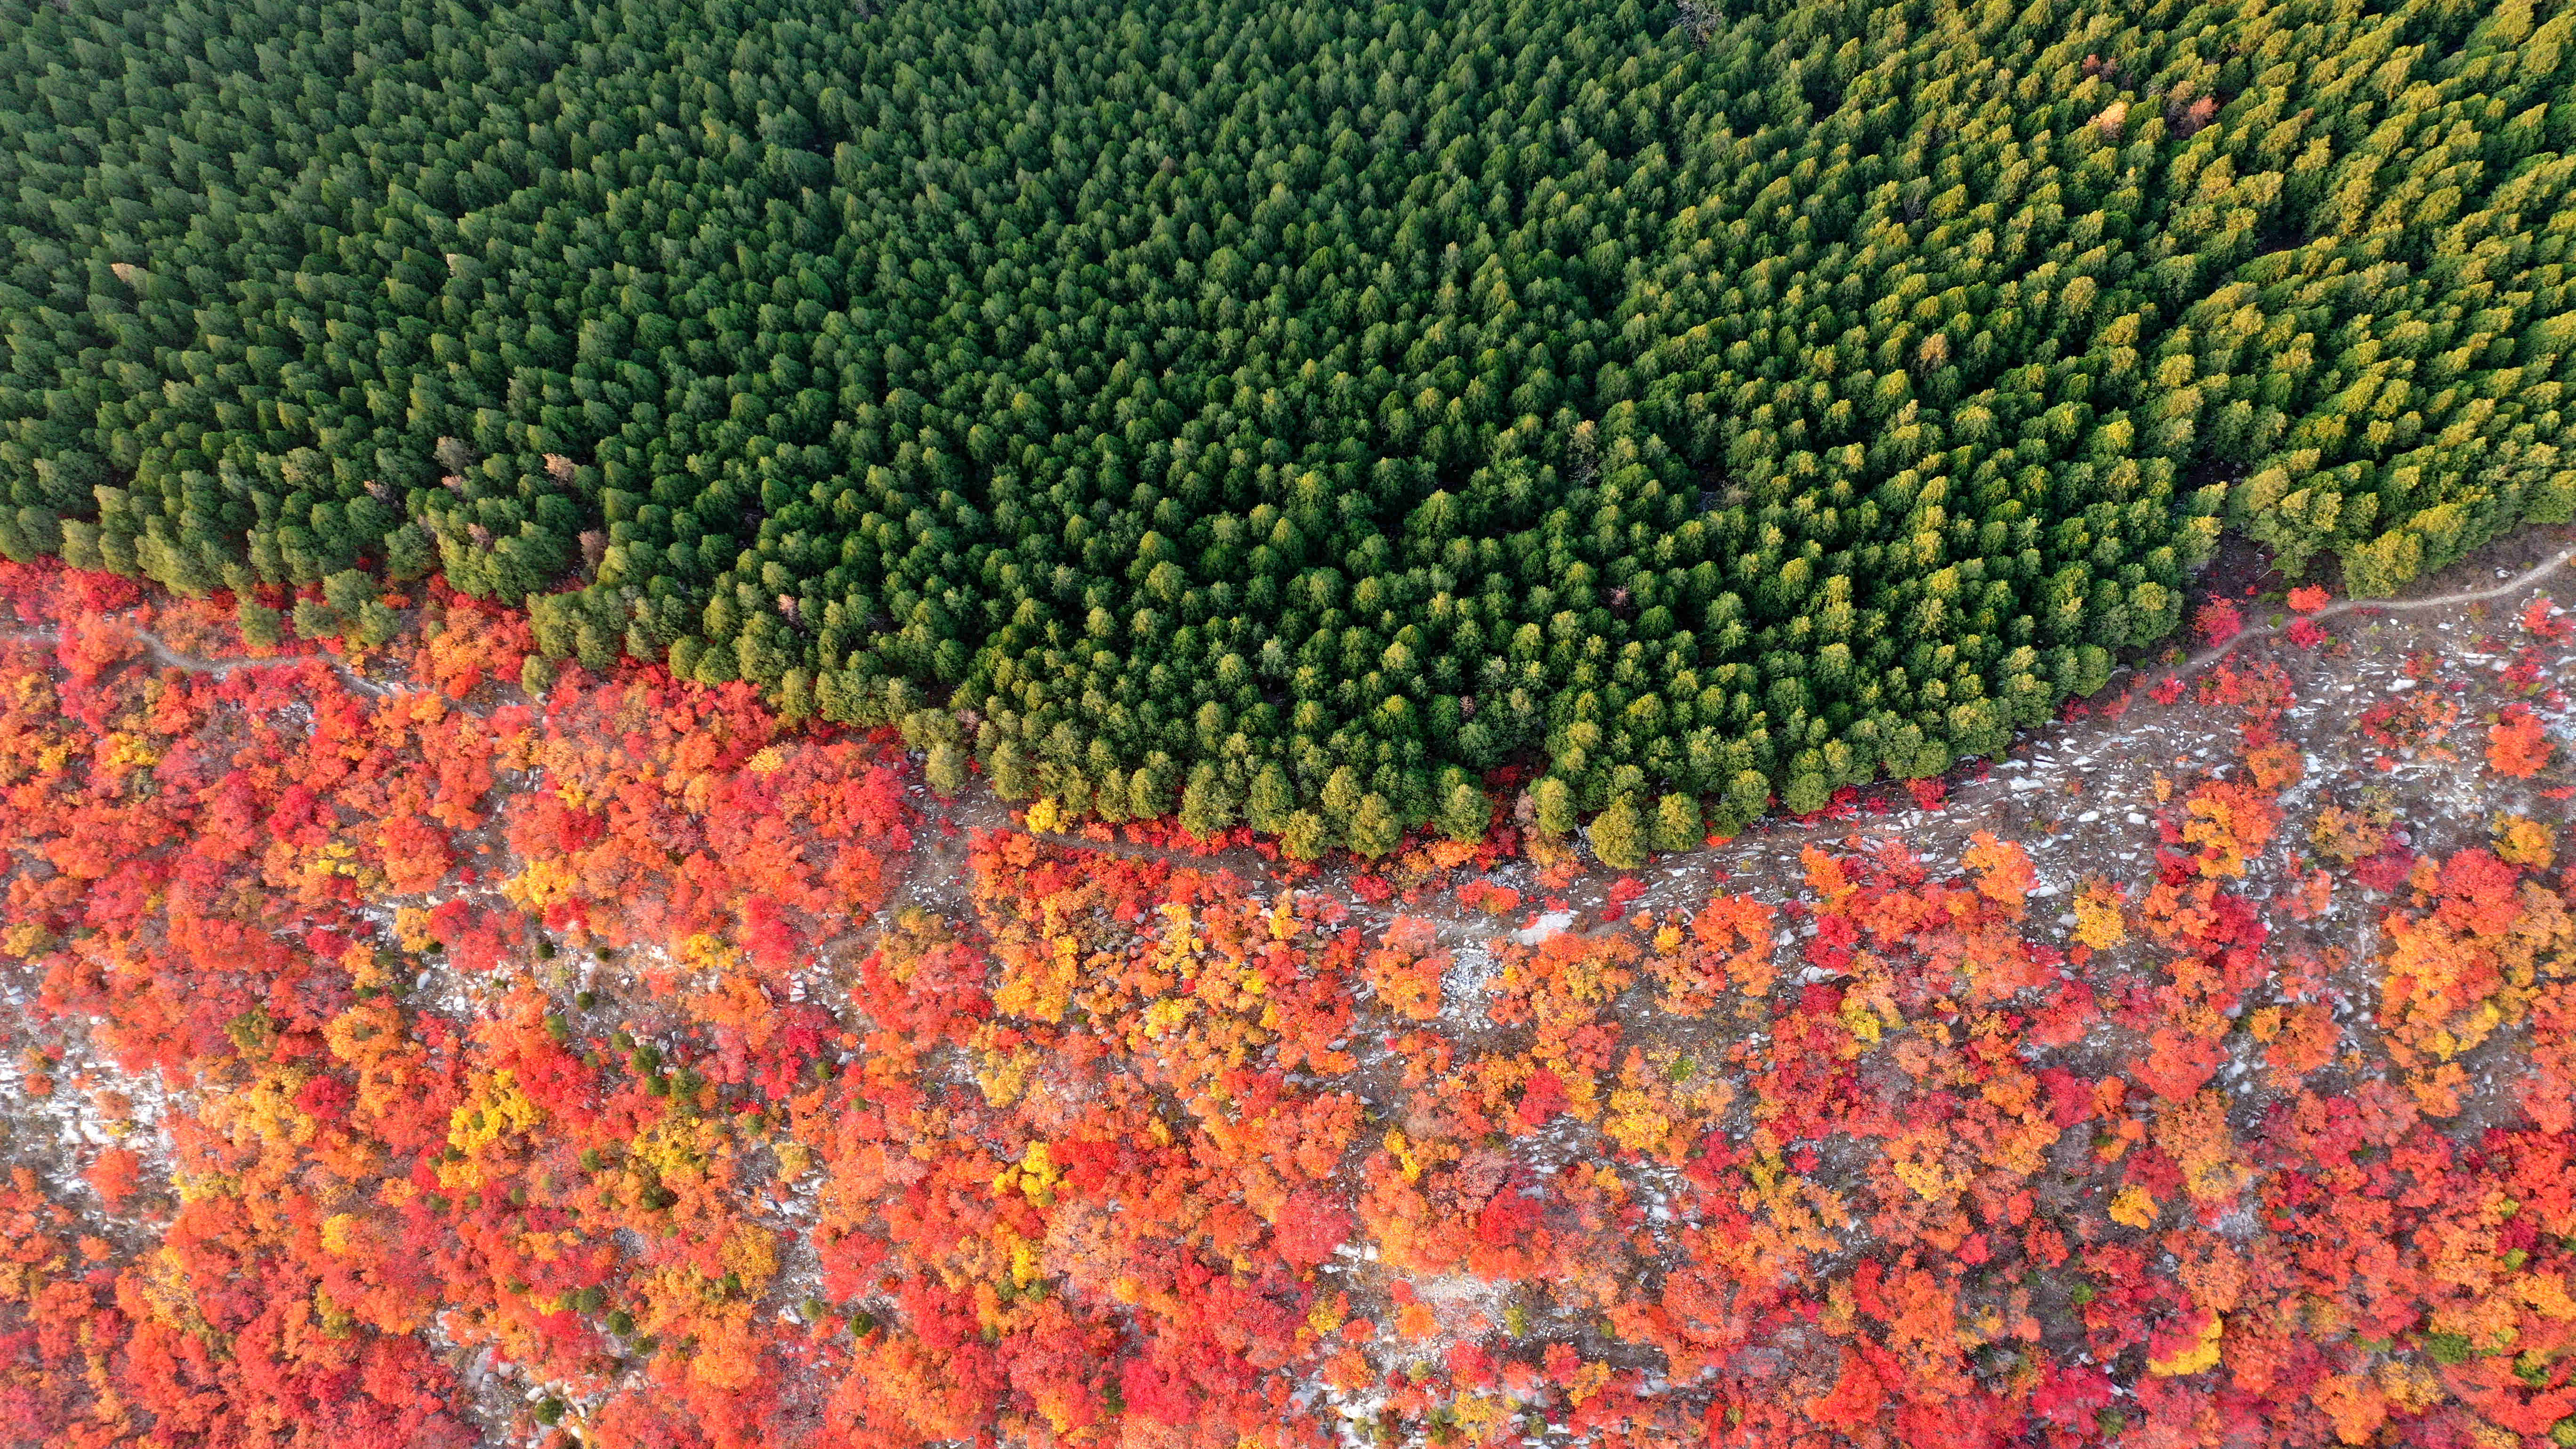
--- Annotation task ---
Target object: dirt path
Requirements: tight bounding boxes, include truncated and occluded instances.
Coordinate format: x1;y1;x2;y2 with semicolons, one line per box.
893;539;2576;921
2138;544;2575;687
12;533;2570;912
135;635;396;697
0;623;396;697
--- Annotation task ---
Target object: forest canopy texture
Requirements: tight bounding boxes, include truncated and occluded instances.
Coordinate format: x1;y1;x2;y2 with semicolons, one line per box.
4;0;2574;839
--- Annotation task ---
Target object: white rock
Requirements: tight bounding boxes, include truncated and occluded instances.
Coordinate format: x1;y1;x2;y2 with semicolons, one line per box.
1510;911;1574;945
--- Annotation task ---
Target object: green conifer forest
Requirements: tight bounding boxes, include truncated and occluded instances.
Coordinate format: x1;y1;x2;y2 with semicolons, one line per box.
4;0;2571;843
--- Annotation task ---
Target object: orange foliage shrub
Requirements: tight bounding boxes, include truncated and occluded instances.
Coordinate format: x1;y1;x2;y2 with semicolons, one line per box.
2488;705;2553;778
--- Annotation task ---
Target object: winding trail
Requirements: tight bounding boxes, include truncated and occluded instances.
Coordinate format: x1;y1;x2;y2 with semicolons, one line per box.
1;623;397;697
8;537;2570;896
915;540;2576;884
2135;545;2575;689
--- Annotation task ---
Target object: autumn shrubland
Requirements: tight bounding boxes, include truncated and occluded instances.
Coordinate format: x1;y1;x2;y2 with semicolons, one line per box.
3;554;2576;1449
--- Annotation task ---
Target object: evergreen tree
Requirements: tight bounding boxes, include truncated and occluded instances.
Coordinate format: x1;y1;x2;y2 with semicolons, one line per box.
1782;773;1833;817
1178;763;1235;840
1248;765;1296;835
1650;794;1702;856
236;600;283;652
926;743;969;799
1590;795;1647;872
1280;810;1329;863
1320;767;1364;843
1126;765;1170;822
292;596;345;642
1531;778;1576;841
1348;794;1401;861
1438;784;1491;845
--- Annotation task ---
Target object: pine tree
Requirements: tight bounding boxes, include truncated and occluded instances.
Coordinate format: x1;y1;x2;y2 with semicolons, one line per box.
1092;768;1131;824
1650;793;1702;854
1590;794;1647;872
237;600;284;651
1437;783;1491;845
1248;765;1296;834
1178;763;1235;839
291;596;345;641
1531;778;1575;840
1320;766;1364;841
1781;772;1832;816
926;743;969;798
1348;794;1401;860
354;601;402;648
1281;810;1330;862
1126;764;1170;821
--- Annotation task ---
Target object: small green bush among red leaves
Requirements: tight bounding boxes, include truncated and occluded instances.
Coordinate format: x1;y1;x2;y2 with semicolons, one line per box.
1;557;2574;1449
